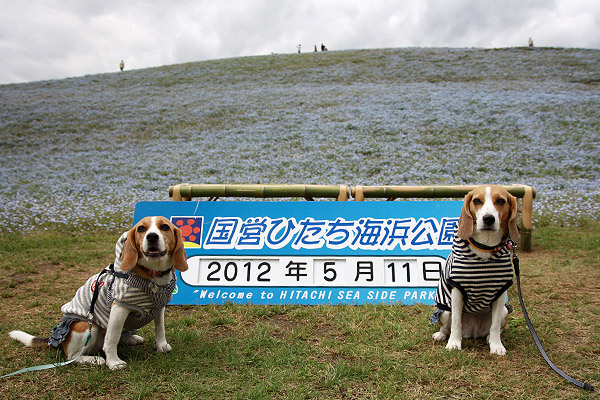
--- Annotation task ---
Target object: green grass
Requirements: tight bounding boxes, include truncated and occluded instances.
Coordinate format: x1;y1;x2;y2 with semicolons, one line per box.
0;226;599;399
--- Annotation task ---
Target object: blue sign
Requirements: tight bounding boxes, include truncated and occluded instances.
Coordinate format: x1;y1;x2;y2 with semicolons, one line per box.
133;201;462;305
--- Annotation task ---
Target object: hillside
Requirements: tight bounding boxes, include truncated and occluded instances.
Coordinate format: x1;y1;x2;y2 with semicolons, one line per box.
0;47;599;233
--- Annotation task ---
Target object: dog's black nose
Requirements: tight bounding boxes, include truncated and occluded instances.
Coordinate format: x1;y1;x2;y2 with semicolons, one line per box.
483;215;496;226
146;232;159;243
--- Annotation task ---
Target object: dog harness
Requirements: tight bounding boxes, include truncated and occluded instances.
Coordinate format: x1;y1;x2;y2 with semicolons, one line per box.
433;229;513;315
52;232;176;346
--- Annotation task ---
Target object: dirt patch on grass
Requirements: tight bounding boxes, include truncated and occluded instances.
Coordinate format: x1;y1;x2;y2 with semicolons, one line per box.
8;262;62;284
266;313;301;339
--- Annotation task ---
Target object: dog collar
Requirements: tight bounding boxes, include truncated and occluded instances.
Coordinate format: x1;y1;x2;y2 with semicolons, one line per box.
136;265;173;278
467;237;508;253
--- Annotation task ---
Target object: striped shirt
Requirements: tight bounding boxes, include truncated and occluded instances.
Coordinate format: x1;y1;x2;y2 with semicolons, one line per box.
434;230;513;314
61;232;176;330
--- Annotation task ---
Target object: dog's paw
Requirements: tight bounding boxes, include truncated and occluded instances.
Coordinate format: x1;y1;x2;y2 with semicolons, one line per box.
489;343;506;356
120;334;145;346
156;341;172;353
76;355;106;366
106;358;127;370
446;339;462;351
90;356;107;365
432;331;447;342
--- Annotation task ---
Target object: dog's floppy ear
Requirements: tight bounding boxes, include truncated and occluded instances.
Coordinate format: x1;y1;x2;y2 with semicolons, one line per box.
172;226;189;272
457;191;474;240
508;192;520;244
120;228;139;271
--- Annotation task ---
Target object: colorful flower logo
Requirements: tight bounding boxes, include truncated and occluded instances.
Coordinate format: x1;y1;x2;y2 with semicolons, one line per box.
171;217;203;248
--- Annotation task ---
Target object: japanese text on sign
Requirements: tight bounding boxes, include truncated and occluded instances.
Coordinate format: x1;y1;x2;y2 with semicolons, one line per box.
203;216;458;251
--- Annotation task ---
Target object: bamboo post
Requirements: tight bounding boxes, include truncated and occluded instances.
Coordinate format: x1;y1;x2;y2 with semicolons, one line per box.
519;185;534;252
337;185;349;201
353;185;365;201
171;184;182;201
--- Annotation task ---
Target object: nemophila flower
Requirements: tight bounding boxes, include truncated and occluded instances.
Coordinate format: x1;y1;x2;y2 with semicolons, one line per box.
0;48;598;232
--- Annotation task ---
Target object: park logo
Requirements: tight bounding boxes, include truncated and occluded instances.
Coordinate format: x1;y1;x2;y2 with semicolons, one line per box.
171;217;204;248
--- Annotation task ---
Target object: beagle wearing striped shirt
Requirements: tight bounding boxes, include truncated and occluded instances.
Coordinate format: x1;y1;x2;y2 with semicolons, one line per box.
9;216;188;370
431;185;519;355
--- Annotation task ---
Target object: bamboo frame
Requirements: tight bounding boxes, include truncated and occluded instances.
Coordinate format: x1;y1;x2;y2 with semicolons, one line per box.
169;184;350;201
169;183;535;251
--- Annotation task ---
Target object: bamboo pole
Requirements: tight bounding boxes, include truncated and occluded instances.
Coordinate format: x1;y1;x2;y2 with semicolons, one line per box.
168;184;351;201
350;184;536;200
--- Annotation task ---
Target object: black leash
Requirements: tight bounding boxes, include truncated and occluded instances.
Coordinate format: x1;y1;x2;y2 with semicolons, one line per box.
88;263;128;322
511;244;597;393
88;267;108;322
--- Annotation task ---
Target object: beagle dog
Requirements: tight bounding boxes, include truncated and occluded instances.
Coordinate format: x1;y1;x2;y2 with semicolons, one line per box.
9;216;188;370
431;185;520;355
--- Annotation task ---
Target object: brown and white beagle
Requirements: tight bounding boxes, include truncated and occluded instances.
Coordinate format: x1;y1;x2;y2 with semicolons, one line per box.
9;216;188;370
432;185;520;355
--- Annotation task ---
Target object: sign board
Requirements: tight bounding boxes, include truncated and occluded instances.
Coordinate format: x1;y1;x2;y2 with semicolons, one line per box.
133;201;462;305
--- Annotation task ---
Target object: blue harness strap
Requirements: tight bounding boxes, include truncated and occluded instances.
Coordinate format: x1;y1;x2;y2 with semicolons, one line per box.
1;331;91;378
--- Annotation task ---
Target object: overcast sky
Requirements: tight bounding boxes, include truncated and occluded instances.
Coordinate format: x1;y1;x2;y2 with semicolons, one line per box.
1;0;599;84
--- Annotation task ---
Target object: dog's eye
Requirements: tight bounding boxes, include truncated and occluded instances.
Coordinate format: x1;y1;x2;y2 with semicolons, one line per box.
496;198;506;206
160;224;170;231
472;198;483;205
137;226;147;233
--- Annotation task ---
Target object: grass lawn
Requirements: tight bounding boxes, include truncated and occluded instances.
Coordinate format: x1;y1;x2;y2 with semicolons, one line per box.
0;225;598;399
2;46;599;399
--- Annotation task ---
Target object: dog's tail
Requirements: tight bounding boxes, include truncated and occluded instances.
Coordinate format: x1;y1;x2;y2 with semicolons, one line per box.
9;331;50;348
